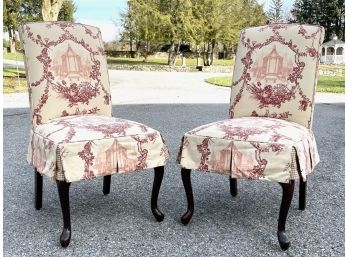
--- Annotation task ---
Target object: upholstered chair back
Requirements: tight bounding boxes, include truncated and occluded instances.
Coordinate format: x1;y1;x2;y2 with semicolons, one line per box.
19;22;112;127
229;24;324;128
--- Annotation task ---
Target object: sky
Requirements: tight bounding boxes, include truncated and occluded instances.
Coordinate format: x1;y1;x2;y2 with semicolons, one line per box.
74;0;295;42
74;0;128;42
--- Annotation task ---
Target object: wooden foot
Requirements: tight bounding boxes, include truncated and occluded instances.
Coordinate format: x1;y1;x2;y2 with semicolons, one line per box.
230;177;237;197
151;166;165;222
103;175;111;195
35;169;43;210
56;180;71;247
278;180;295;251
299;177;306;210
181;168;194;225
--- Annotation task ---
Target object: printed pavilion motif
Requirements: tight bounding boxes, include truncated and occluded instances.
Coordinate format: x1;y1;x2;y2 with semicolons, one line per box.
52;43;92;80
251;45;294;83
177;23;324;183
20;22;169;182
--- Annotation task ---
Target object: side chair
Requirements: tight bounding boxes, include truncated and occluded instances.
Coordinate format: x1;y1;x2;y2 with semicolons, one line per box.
19;21;169;247
177;23;324;250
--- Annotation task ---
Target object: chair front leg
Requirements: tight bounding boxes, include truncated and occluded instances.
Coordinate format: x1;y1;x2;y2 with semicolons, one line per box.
230;177;238;197
278;180;295;251
35;169;43;210
299;176;306;210
103;175;111;195
151;166;165;222
56;180;71;247
181;168;194;225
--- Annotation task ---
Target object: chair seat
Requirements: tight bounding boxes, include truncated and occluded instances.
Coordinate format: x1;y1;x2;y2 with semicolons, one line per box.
28;115;169;182
177;117;319;183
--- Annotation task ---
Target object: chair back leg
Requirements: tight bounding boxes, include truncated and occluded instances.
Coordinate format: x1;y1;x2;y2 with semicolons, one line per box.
151;166;165;222
103;175;111;195
277;180;295;251
35;169;43;210
299;177;307;210
181;168;194;225
56;180;71;247
230;177;238;197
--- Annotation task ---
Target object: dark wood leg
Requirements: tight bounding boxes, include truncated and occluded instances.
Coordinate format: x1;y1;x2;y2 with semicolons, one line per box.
56;180;71;247
299;176;306;210
230;177;237;197
35;169;43;210
181;168;194;225
277;180;295;251
103;175;111;195
151;166;165;222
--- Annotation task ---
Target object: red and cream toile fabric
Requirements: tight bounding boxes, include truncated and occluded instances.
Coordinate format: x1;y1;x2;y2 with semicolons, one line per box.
177;117;318;183
20;22;169;182
177;24;324;183
28;115;169;182
229;24;324;128
19;22;112;127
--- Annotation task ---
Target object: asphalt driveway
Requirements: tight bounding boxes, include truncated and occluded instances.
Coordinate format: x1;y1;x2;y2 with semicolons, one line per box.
3;102;344;257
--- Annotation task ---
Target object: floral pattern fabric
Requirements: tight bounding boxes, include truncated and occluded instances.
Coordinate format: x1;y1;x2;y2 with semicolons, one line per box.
20;22;169;182
229;24;324;129
28;115;169;182
177;117;319;183
19;22;112;127
177;24;323;183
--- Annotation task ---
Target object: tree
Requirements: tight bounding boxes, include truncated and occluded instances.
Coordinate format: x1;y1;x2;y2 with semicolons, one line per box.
42;0;64;21
120;0;267;66
291;0;344;41
157;0;195;65
267;0;284;23
58;0;76;22
3;0;76;52
191;0;266;66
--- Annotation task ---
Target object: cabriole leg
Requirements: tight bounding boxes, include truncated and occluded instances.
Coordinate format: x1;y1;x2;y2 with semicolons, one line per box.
35;169;43;210
56;180;71;247
103;175;111;195
181;168;194;225
230;177;237;197
299;176;306;210
151;166;165;222
278;180;295;251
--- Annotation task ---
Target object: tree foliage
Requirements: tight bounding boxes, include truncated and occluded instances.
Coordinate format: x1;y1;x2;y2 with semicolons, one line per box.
291;0;345;41
120;0;267;65
3;0;76;52
267;0;284;23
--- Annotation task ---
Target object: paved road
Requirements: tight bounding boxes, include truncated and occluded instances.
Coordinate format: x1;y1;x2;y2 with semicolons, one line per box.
3;59;25;68
3;102;344;257
3;70;345;108
3;69;345;256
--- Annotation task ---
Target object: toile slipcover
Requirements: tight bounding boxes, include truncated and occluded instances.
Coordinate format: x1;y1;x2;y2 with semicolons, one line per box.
19;21;169;247
177;24;324;250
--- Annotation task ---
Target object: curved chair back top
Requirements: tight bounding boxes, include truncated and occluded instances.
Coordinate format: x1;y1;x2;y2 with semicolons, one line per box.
230;24;324;128
19;22;112;127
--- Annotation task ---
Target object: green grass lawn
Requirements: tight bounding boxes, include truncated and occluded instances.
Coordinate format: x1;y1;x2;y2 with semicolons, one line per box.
205;76;345;94
107;56;233;67
4;51;233;67
3;52;24;61
3;67;27;93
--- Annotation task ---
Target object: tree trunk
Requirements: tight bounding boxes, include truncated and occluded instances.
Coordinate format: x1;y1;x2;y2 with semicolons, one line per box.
195;45;201;67
168;42;176;66
203;41;215;66
42;0;64;21
8;28;16;53
203;42;212;66
143;41;150;63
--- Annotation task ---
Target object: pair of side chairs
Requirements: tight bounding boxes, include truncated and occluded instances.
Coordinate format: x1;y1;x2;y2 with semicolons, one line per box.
19;22;324;250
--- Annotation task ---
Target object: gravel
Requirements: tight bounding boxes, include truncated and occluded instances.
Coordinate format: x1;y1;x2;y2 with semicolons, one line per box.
3;103;344;257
